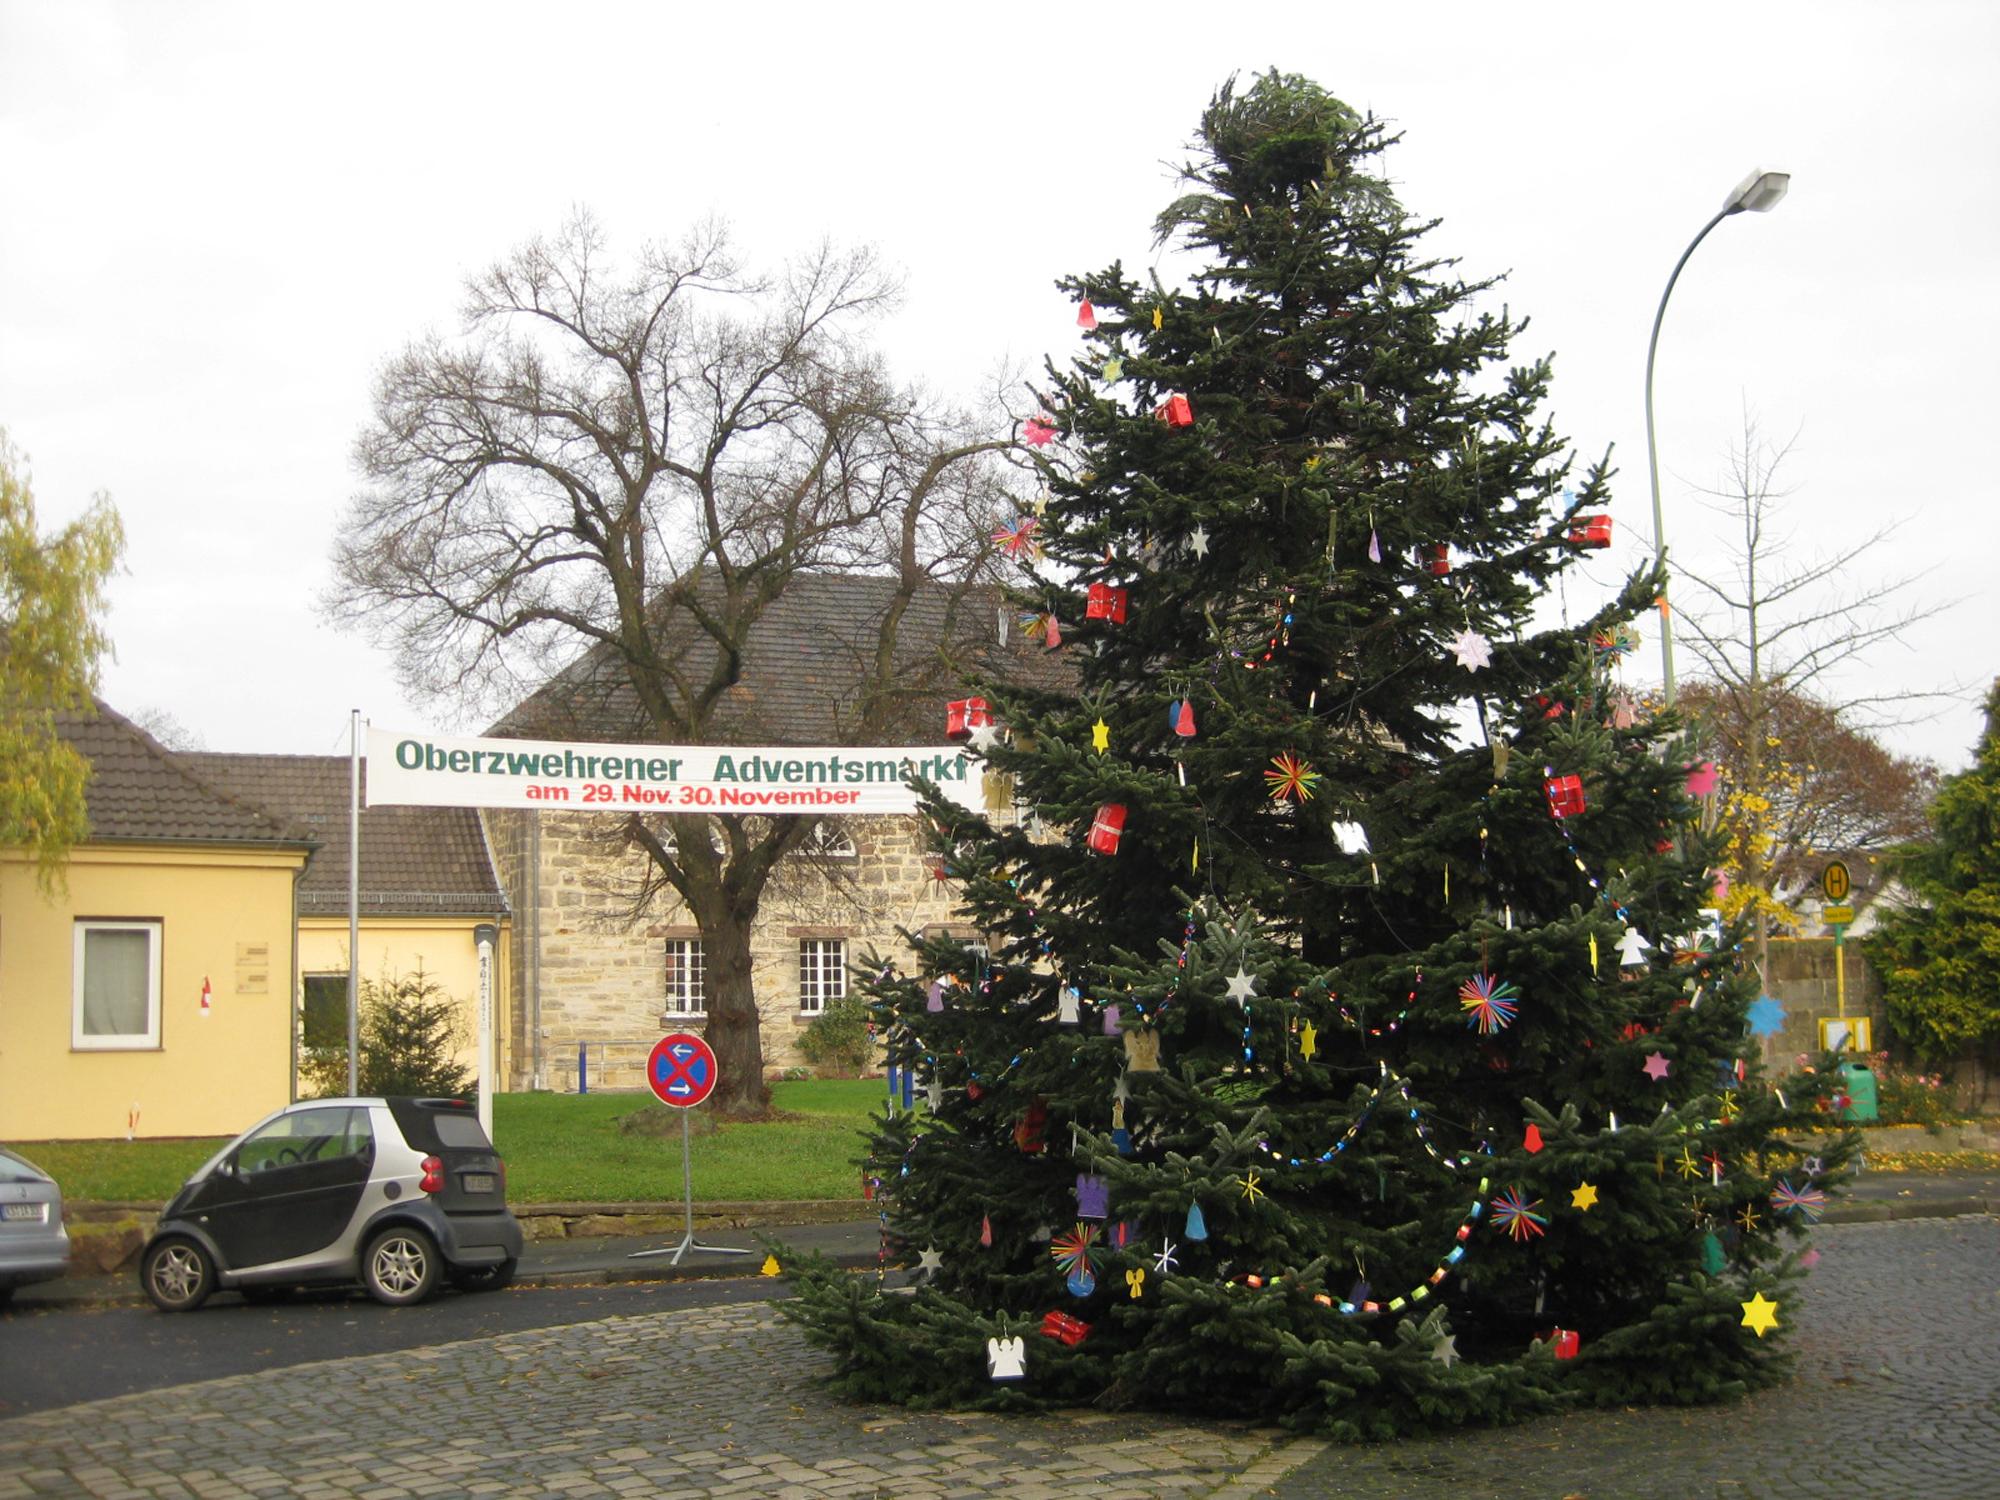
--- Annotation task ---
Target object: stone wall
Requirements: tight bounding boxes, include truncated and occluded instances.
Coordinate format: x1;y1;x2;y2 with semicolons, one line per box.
1757;937;1887;1068
484;808;966;1090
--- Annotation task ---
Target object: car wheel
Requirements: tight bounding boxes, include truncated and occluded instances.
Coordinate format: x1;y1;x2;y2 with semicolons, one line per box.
143;1237;216;1313
362;1226;441;1306
450;1257;517;1294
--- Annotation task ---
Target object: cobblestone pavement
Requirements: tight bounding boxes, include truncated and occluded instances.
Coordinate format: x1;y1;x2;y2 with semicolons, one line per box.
2;1217;1993;1500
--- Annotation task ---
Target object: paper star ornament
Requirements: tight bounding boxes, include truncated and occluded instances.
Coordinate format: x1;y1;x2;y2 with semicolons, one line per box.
1570;1182;1599;1212
1740;1291;1780;1338
1747;995;1786;1037
1431;1333;1460;1368
1225;967;1258;1003
1450;628;1493;672
1022;418;1057;448
1189;524;1210;558
1101;354;1123;381
916;1245;944;1278
1686;760;1720;798
1642;1051;1671;1081
1091;718;1110;753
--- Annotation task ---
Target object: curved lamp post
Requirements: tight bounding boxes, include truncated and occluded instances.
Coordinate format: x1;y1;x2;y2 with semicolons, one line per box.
1644;167;1790;705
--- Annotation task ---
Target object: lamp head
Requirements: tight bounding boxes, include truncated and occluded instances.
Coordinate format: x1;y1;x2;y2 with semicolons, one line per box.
1724;169;1790;214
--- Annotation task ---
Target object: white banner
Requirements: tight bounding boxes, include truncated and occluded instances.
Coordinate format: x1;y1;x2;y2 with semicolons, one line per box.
365;727;982;815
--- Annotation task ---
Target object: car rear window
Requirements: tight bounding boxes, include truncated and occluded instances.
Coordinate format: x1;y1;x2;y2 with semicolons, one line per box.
0;1148;50;1185
432;1115;492;1149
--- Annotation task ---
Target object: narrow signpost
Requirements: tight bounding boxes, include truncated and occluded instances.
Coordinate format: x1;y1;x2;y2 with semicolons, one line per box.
628;1033;751;1266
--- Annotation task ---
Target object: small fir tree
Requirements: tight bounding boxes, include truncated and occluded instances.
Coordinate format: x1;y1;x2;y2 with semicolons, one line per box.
301;967;472;1100
784;73;1851;1439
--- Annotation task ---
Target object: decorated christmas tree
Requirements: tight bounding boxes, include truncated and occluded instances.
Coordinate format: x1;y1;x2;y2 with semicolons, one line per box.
783;72;1853;1440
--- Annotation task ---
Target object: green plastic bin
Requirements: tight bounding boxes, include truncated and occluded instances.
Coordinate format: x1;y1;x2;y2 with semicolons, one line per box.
1839;1060;1878;1123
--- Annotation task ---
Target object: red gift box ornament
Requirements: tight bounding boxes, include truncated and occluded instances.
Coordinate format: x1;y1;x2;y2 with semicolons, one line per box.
1545;774;1586;819
1040;1311;1092;1346
1568;514;1613;549
1154;392;1194;428
945;697;993;740
1425;544;1451;576
1088;803;1127;855
1539;1328;1580;1360
1085;583;1128;623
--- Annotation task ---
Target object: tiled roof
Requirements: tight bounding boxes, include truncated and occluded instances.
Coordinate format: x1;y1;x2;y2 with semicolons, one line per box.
185;754;508;919
55;702;312;847
496;572;1074;745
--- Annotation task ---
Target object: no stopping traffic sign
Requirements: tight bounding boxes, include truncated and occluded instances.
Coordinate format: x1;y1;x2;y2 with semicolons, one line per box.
647;1032;718;1108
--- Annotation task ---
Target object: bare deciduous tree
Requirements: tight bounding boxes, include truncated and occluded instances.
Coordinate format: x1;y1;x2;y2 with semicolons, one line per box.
328;214;1020;1113
1671;416;1952;963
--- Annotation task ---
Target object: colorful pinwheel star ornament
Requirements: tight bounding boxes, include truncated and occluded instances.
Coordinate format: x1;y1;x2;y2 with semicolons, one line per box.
1490;1187;1548;1241
1265;751;1321;802
1591;622;1642;663
1459;973;1520;1034
993;516;1042;559
1771;1180;1826;1222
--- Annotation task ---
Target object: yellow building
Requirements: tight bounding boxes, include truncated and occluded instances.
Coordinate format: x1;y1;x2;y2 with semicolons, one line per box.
0;705;314;1140
185;754;511;1096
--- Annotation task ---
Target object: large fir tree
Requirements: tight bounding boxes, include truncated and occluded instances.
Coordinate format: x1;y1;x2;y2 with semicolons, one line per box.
784;73;1852;1440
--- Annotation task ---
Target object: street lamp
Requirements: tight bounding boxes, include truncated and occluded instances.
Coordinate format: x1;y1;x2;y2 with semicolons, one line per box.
1643;167;1790;705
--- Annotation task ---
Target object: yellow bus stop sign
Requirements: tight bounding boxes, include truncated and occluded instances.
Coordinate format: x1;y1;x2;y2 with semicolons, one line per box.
1822;861;1851;903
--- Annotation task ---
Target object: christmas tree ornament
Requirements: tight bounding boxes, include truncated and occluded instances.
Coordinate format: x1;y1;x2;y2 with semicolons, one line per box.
1746;995;1785;1036
1154;393;1195;427
1052;1222;1104;1295
1239;1171;1265;1204
1265;750;1321;802
1076;299;1098;328
1425;543;1451;576
1015;1098;1048;1153
1102;354;1124;381
1771;1180;1825;1222
1125;1267;1146;1299
1619;927;1650;966
1184;1201;1208;1240
1300;1020;1319;1059
1431;1332;1460;1367
1570;1182;1599;1211
1151;306;1162;330
967;719;1002;751
1459;973;1520;1034
1449;628;1493;672
946;698;993;740
1592;622;1642;662
982;767;1014;815
1489;1187;1547;1241
1540;1329;1581;1360
1491;739;1512;778
761;1254;782;1276
1189;524;1210;558
1122;1026;1161;1071
981;1212;993;1247
1544;774;1587;818
1058;987;1081;1025
1022;418;1057;448
926;980;945;1012
1567;514;1613;548
1685;761;1720;798
1102;1003;1122;1035
1225;967;1258;1003
1332;821;1370;854
916;1245;945;1280
1087;802;1126;853
1076;1174;1110;1219
1524;1123;1544;1153
1739;1292;1780;1338
1590;933;1600;974
1175;699;1196;736
1154;1238;1180;1274
1111;1097;1131;1154
1040;1310;1092;1345
1086;583;1129;622
1368;527;1382;563
1642;1051;1671;1081
993;515;1043;558
1091;718;1110;754
987;1335;1027;1379
1799;1247;1822;1270
1700;1232;1727;1275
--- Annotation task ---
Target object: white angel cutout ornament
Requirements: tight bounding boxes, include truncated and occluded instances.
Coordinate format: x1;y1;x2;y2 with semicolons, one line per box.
987;1335;1026;1380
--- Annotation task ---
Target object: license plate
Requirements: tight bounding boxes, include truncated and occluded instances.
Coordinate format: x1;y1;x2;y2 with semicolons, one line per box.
2;1203;44;1222
461;1173;496;1194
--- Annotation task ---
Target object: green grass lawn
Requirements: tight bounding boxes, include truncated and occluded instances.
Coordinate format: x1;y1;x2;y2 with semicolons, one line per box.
15;1079;887;1205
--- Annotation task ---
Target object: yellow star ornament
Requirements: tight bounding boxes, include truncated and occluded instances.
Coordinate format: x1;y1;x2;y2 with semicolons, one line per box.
1091;718;1110;754
1299;1020;1319;1060
1238;1171;1265;1204
1570;1182;1599;1212
1740;1291;1780;1338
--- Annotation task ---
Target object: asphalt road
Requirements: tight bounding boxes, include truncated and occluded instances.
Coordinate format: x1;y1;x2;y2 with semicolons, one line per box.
0;1277;780;1420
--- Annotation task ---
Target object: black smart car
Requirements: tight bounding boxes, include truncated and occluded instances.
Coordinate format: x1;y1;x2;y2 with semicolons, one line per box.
140;1096;522;1311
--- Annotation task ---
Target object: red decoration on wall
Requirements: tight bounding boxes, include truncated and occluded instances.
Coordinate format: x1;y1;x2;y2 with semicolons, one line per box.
946;697;993;740
1545;774;1586;818
1154;393;1194;427
1087;803;1127;855
1568;515;1613;548
1085;583;1129;623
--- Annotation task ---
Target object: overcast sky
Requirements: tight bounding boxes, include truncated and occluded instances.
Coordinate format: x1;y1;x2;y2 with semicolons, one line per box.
2;1;1993;772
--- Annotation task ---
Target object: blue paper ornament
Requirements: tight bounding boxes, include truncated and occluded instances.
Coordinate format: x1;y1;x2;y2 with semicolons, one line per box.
1185;1201;1208;1241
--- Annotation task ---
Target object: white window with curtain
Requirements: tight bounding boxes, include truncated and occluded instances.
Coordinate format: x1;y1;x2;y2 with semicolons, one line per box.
798;938;846;1014
73;920;162;1049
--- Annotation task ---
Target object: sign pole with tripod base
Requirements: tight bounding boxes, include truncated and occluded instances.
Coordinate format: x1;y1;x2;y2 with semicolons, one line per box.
628;1032;753;1266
